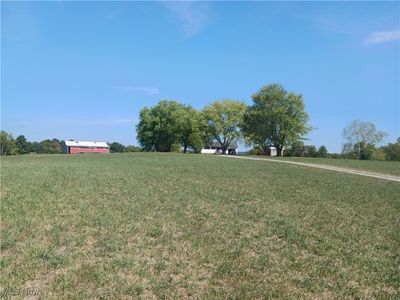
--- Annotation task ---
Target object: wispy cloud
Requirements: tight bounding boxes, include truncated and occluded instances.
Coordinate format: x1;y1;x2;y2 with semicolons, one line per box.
111;84;161;96
365;30;400;45
163;1;210;37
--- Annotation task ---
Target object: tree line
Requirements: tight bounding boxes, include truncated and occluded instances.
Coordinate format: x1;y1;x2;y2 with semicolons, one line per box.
137;83;311;156
340;120;399;161
137;83;399;161
0;132;140;156
2;83;398;161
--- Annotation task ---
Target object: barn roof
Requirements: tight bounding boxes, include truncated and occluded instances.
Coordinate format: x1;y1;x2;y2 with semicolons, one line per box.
65;140;110;148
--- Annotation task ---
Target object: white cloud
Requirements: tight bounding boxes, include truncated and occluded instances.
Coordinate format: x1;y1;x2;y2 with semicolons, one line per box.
365;30;400;45
163;1;210;37
111;84;161;96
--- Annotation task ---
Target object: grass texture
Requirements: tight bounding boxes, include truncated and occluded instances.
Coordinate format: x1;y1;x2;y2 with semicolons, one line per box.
1;153;399;298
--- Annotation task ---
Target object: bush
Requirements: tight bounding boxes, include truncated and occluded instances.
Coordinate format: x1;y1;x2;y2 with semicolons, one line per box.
329;153;342;159
284;141;305;157
109;142;125;153
124;146;141;152
382;138;400;161
370;148;387;161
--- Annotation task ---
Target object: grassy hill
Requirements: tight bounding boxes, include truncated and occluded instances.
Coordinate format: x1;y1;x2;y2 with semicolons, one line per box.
1;153;399;298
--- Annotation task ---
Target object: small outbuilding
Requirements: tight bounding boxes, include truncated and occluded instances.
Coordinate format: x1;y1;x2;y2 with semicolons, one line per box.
201;141;238;155
257;146;283;156
64;140;110;154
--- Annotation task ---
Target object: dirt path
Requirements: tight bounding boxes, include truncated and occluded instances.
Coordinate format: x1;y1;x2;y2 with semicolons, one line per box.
221;155;400;183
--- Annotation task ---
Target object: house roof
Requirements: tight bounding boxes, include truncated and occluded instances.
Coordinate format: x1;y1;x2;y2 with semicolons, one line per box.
209;141;238;149
65;140;110;148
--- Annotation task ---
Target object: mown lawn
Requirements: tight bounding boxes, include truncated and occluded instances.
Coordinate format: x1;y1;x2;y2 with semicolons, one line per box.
1;153;399;298
257;156;400;176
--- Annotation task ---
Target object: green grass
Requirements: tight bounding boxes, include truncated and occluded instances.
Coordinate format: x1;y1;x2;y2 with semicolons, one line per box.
256;156;400;176
1;153;399;298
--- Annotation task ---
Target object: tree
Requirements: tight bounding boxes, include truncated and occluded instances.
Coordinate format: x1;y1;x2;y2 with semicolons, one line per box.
176;105;205;153
342;143;357;159
284;141;305;157
242;83;310;156
136;100;190;152
203;100;247;154
305;145;317;157
342;120;387;159
370;148;387;161
359;143;375;160
197;112;214;151
382;138;400;161
0;131;18;156
316;145;328;158
109;142;125;153
15;135;30;154
30;142;42;153
39;139;62;154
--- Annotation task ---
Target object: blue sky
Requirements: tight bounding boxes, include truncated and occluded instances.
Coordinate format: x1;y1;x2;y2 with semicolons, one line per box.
2;1;399;152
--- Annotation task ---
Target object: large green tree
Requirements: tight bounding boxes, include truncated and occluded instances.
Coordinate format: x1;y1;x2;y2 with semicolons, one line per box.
136;100;204;152
242;83;310;156
203;100;247;154
137;101;180;151
177;105;205;153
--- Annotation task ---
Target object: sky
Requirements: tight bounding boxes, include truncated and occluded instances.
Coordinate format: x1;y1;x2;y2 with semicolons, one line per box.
1;1;399;153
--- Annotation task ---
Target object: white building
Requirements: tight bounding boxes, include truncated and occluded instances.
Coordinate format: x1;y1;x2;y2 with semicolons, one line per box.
201;141;238;155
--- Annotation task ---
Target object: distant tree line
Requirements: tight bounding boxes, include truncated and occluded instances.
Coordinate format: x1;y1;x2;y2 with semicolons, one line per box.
248;143;330;158
269;122;398;161
0;132;140;156
340;120;399;161
274;120;399;161
108;142;141;153
2;82;398;161
249;138;399;161
0;132;65;155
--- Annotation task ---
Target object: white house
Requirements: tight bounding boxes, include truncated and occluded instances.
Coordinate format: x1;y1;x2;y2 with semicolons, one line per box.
201;141;238;155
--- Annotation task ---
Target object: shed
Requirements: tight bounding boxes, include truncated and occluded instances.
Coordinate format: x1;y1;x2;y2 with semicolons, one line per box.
257;146;284;156
64;140;110;154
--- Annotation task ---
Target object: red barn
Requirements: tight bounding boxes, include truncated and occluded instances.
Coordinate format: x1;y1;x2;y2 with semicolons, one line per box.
64;140;110;154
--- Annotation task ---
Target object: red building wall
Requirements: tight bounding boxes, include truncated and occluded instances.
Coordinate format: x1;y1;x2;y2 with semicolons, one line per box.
69;147;109;154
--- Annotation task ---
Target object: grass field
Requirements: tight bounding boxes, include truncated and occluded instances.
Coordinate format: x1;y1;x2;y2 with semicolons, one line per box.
254;156;400;176
1;153;399;298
